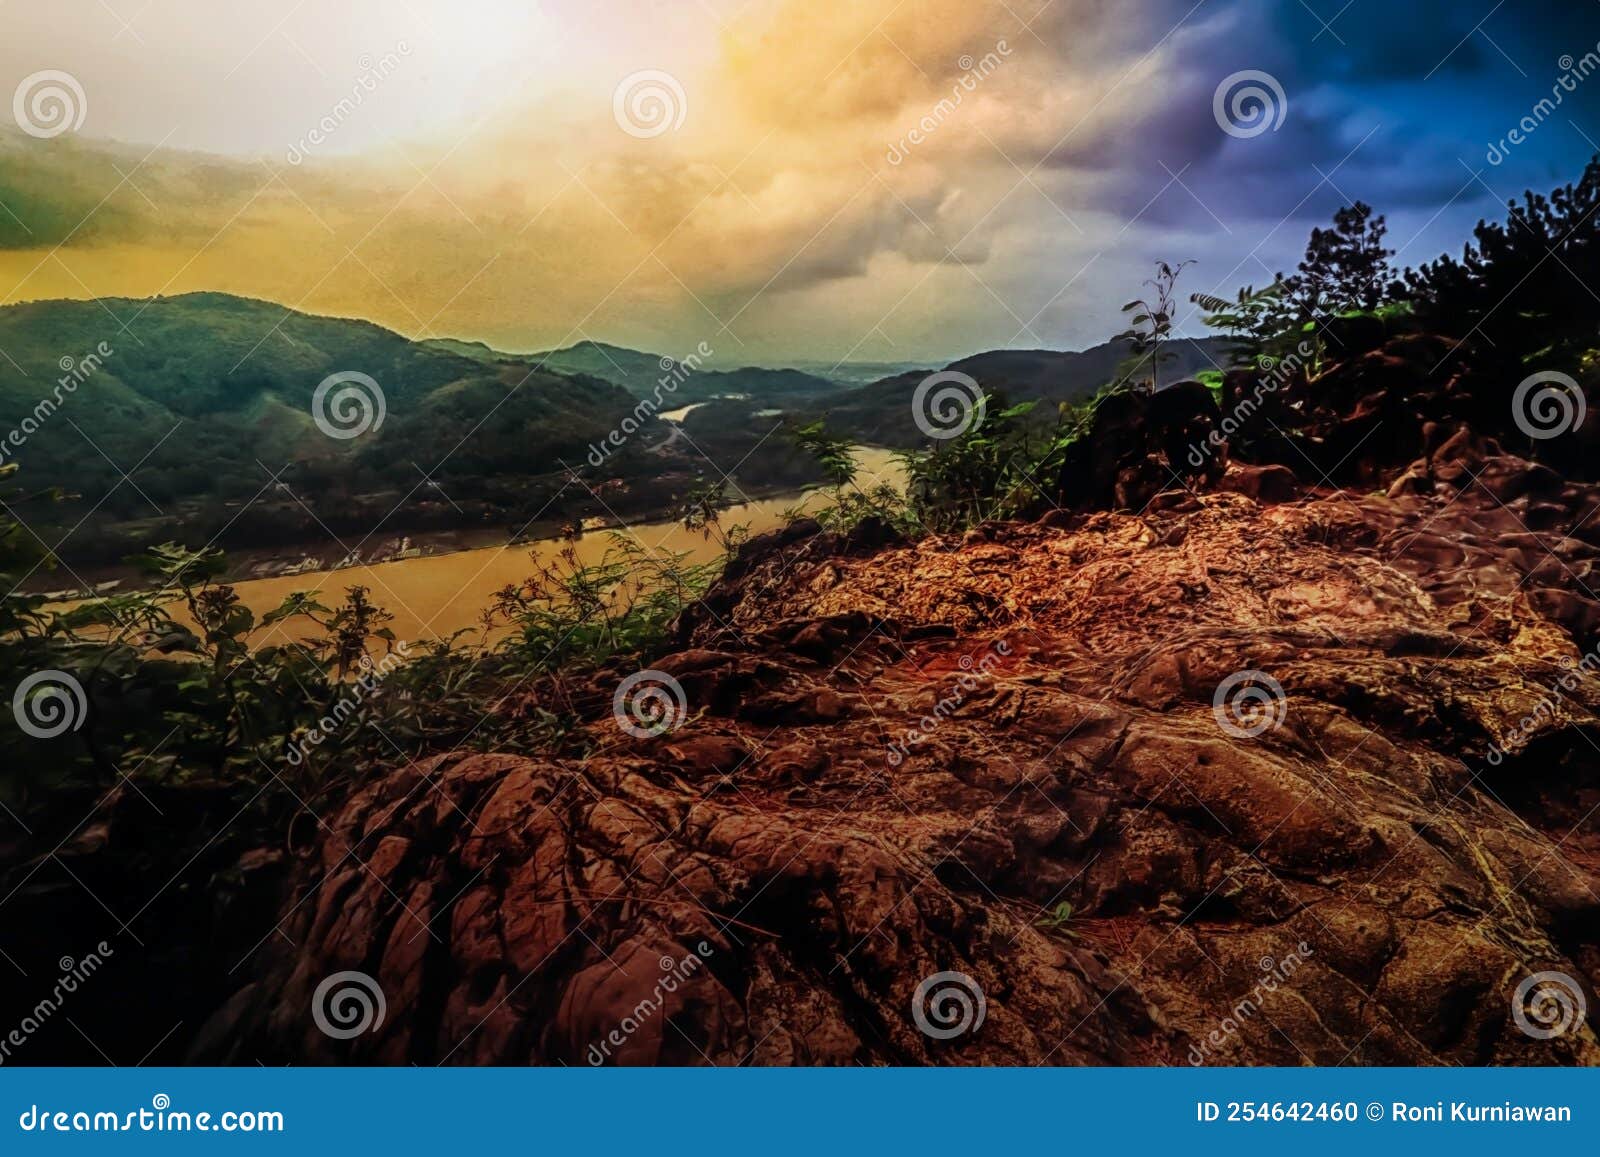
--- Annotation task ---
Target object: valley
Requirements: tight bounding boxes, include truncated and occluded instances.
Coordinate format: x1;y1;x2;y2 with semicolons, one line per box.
0;291;1223;585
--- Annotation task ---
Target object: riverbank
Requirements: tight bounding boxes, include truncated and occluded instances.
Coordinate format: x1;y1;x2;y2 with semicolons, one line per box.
29;446;904;600
50;446;905;644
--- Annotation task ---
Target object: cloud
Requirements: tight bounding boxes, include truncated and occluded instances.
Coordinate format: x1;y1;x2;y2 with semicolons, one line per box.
1;0;1597;361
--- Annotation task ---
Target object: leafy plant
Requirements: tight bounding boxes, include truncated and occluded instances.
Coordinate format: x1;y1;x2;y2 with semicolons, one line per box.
895;393;1108;532
488;536;717;671
678;478;754;556
1190;281;1291;366
789;420;858;488
788;418;917;535
1194;369;1225;401
1116;259;1194;391
1035;900;1081;938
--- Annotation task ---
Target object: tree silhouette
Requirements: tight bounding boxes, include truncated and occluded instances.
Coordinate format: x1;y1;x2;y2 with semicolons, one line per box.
1403;156;1600;371
1291;202;1393;315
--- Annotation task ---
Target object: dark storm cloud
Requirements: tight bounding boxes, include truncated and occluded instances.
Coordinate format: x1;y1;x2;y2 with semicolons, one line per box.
1040;0;1600;236
1278;0;1600;82
1277;0;1495;80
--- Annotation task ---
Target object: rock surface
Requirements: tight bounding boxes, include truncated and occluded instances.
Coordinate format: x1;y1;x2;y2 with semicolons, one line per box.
203;437;1600;1066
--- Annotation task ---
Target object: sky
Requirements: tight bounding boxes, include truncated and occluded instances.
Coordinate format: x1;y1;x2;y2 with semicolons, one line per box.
1;0;1598;365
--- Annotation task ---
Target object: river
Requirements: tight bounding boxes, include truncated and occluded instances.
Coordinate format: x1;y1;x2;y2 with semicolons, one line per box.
212;446;904;647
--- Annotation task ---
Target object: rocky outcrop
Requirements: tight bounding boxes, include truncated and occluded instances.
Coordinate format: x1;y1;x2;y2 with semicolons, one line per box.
202;440;1600;1066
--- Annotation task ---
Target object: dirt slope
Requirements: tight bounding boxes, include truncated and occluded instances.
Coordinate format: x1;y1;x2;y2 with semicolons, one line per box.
203;432;1600;1065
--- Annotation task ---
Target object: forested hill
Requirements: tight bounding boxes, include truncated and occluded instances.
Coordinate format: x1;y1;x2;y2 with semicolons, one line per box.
0;293;637;562
0;292;1236;566
789;336;1238;447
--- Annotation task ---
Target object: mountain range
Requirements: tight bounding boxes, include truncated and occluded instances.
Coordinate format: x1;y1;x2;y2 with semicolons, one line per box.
0;292;1234;569
780;336;1233;448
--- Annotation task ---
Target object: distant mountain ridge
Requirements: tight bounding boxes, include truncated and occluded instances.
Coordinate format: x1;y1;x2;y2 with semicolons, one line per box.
525;340;846;407
437;334;1236;425
0;292;1239;563
776;336;1239;447
0;293;639;563
0;289;634;471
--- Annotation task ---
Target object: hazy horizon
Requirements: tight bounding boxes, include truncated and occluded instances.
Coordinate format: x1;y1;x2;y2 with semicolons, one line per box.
0;284;1227;373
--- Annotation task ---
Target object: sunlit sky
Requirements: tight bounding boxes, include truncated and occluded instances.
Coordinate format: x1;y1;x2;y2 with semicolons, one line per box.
2;0;1598;363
